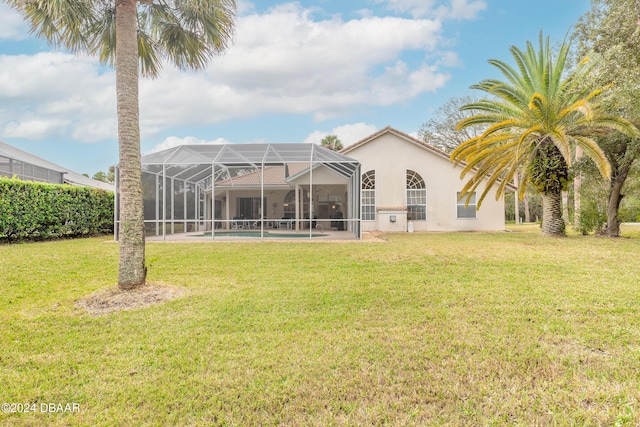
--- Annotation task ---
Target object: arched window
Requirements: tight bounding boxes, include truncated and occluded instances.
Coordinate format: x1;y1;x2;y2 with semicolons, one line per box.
406;170;426;220
283;190;296;218
361;170;375;221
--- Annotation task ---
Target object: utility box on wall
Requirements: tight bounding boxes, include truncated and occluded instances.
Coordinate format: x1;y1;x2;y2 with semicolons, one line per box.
377;207;407;232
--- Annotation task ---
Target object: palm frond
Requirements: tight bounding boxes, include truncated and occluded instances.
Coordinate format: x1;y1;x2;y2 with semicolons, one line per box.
451;31;635;211
10;0;237;76
9;0;96;52
572;135;611;178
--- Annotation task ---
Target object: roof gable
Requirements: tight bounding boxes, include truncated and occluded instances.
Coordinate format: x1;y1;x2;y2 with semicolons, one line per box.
341;126;452;162
341;126;517;192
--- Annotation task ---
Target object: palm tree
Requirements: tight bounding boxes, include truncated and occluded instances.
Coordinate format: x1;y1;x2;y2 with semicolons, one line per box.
8;0;236;288
320;135;343;151
451;33;638;236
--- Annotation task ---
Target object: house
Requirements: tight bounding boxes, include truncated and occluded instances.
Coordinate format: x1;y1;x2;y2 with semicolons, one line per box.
0;140;114;191
131;127;510;240
341;126;509;233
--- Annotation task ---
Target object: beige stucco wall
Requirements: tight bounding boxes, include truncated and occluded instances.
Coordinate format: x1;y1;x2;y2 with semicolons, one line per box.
346;131;506;232
288;165;347;186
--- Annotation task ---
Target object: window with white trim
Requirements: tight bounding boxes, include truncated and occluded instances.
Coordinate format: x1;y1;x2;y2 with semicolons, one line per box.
456;192;477;219
406;170;426;220
361;170;376;221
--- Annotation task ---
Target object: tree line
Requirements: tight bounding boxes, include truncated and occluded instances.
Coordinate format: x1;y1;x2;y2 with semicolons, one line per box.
421;0;640;237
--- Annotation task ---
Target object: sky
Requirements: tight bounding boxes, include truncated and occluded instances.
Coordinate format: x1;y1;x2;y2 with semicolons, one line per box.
0;0;591;176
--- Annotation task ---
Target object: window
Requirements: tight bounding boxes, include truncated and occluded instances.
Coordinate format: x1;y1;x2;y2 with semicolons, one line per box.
361;170;375;221
283;190;309;218
0;156;11;176
406;170;426;220
238;197;265;219
34;165;49;181
457;192;477;219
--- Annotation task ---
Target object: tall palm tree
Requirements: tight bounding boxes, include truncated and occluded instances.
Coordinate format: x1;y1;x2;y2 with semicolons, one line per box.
451;33;638;236
8;0;236;288
320;135;343;151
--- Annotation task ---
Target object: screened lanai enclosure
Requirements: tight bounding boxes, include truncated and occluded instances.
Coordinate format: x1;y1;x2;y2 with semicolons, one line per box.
115;144;361;240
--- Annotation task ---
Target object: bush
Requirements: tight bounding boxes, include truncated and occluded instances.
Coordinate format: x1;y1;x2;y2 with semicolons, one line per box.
576;199;606;235
618;197;640;223
0;178;113;242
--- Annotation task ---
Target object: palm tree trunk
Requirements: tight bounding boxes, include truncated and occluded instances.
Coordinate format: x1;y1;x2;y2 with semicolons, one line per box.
116;0;146;289
523;192;531;223
541;191;565;236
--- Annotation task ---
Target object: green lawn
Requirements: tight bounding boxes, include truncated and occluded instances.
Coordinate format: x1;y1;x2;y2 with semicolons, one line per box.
1;226;640;426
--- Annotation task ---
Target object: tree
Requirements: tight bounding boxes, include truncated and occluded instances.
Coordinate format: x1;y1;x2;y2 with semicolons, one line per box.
419;95;484;153
93;166;116;184
320;135;343;151
574;0;640;236
594;131;640;235
8;0;236;289
422;95;541;222
451;33;638;236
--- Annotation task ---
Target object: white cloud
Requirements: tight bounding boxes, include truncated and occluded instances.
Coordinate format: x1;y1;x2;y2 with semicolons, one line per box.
148;135;230;154
140;4;448;129
368;61;450;105
0;3;28;40
376;0;486;19
449;0;487;20
0;2;455;143
437;51;461;67
3;118;71;140
377;0;438;19
236;0;257;15
0;52;116;141
303;122;378;146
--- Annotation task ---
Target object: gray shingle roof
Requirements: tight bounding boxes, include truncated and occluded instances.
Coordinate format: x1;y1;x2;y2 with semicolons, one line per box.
0;140;114;191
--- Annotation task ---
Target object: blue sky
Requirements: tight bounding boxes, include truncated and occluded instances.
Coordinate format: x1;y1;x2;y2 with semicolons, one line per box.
0;0;590;176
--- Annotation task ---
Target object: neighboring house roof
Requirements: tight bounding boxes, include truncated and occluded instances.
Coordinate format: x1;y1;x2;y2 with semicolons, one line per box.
0;140;114;191
341;126;517;192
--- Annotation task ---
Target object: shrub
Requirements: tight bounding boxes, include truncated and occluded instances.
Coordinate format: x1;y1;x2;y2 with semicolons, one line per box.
0;178;113;242
576;198;606;235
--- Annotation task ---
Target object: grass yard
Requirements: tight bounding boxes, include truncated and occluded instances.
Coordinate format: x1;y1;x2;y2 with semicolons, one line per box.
1;225;640;426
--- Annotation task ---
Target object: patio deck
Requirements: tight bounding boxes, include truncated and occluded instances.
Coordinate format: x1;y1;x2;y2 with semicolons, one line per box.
145;229;364;242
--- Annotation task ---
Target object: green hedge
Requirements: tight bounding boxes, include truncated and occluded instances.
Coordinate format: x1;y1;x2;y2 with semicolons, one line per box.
0;178;114;242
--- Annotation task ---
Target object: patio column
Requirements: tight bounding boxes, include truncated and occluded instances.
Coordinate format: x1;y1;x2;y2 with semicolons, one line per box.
193;182;197;232
171;177;175;235
295;183;300;231
260;165;265;238
225;190;230;230
155;173;159;236
183;180;187;232
195;184;199;232
211;163;215;239
162;162;166;241
309;158;313;238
